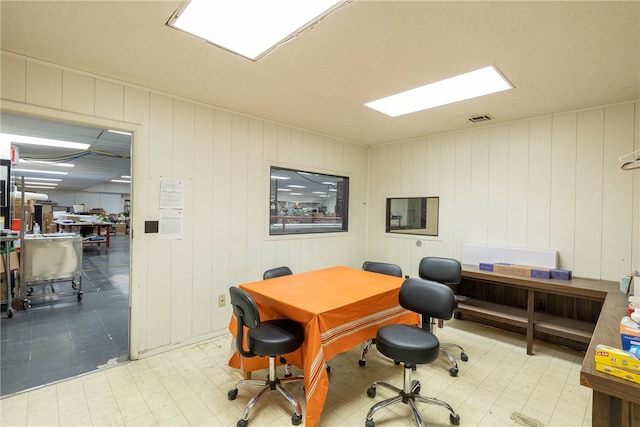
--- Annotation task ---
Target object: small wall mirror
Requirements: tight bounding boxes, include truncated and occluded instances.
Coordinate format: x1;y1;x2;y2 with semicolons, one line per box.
385;197;439;236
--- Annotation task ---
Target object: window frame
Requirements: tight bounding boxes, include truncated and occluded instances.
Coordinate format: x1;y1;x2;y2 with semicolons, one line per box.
268;165;349;236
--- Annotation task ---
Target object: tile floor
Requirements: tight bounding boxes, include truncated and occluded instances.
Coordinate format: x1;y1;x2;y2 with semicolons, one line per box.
1;316;593;426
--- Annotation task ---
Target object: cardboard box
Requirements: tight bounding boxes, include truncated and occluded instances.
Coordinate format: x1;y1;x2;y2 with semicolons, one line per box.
115;223;127;235
493;264;532;277
0;251;20;273
594;344;640;371
551;269;572;280
596;362;640;385
620;316;640;351
479;263;494;271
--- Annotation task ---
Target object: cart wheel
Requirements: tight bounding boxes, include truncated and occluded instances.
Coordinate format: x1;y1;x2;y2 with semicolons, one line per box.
7;307;14;318
77;291;83;301
22;299;29;310
27;287;34;295
72;280;78;290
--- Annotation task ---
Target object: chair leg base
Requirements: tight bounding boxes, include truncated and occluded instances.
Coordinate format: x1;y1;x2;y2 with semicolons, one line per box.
228;357;304;426
365;366;460;427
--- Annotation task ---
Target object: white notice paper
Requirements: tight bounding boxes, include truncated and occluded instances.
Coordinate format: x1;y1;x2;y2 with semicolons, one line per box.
160;178;184;209
159;209;183;239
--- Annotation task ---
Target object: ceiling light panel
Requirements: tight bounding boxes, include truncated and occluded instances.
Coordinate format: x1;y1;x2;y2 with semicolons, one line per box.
168;0;345;60
1;133;90;150
365;66;513;117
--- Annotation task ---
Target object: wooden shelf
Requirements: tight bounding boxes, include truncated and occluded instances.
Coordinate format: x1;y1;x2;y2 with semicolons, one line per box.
457;298;527;328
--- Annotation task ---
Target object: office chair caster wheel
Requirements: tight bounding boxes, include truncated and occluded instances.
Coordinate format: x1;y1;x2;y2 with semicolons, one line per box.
236;419;248;427
410;379;421;394
227;389;238;400
449;367;458;377
367;386;376;398
359;359;366;366
450;413;460;425
460;352;468;362
365;419;375;427
292;414;302;425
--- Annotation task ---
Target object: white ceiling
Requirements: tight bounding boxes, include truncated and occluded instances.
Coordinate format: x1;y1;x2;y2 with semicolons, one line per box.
0;1;638;189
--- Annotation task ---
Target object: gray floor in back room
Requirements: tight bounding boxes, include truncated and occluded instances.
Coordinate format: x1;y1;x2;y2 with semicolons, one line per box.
0;235;130;397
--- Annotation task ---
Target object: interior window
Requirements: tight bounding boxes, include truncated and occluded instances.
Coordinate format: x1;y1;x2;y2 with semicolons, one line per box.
269;167;348;235
386;197;439;236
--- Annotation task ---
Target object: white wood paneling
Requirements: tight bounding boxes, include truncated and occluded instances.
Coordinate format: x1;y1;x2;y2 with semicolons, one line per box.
469;128;490;243
26;62;62;109
145;93;174;350
574;109;604;278
601;103;635;279
62;71;95;115
368;103;638;282
95;80;124;121
506;121;529;247
487;126;509;246
550;113;577;270
170;100;195;343
527;116;552;250
1;55;26;102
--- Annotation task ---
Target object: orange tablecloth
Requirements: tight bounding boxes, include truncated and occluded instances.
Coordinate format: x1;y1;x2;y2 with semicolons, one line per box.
228;266;419;426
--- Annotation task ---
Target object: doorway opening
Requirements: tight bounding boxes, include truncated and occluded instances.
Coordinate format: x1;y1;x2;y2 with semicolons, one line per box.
0;112;132;396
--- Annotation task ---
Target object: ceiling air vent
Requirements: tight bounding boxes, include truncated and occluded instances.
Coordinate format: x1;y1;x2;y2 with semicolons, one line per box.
468;114;493;123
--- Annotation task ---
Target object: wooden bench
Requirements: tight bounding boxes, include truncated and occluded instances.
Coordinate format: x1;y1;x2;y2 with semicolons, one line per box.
458;265;611;355
457;265;639;425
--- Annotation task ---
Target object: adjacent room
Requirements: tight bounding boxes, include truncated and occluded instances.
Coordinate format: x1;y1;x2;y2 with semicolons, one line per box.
0;1;638;426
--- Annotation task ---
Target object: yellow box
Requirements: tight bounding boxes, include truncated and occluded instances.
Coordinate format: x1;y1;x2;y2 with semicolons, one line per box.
594;344;640;371
596;362;640;385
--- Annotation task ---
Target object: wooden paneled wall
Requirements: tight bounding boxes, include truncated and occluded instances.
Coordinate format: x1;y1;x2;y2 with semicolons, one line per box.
0;51;369;358
367;103;639;282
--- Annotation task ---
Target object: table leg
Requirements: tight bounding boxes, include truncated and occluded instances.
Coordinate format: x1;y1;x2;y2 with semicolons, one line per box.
526;289;534;355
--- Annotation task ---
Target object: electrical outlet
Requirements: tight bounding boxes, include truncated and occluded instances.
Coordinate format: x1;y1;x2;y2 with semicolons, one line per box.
218;294;226;307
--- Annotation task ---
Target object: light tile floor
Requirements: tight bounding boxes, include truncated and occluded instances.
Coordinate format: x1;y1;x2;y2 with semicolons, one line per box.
0;319;592;426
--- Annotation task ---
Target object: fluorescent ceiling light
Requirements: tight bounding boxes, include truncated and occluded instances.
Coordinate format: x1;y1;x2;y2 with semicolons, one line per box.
121;175;131;179
365;65;513;117
111;179;131;184
18;177;62;182
271;175;290;180
108;129;132;136
22;185;56;189
168;0;345;60
289;193;303;196
278;188;292;191
20;159;75;168
14;168;68;175
24;182;57;186
1;133;90;150
288;185;306;188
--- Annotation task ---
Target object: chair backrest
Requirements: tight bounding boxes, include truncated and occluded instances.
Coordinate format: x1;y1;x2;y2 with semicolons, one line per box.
399;278;457;320
362;261;403;278
418;257;461;285
229;286;261;358
263;266;293;280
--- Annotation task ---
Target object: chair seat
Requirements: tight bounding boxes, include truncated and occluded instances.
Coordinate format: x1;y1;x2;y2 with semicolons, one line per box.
248;319;305;357
375;324;440;365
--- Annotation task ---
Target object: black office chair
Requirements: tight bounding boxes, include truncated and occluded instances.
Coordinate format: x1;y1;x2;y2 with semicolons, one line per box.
263;266;293;280
365;278;460;426
418;256;468;376
227;287;305;427
359;261;403;367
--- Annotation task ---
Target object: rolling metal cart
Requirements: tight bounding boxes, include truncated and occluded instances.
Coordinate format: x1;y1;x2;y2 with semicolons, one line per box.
20;234;83;309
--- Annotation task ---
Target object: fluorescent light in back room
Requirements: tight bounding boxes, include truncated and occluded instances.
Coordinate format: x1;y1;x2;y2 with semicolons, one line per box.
365;65;513;117
168;0;345;60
